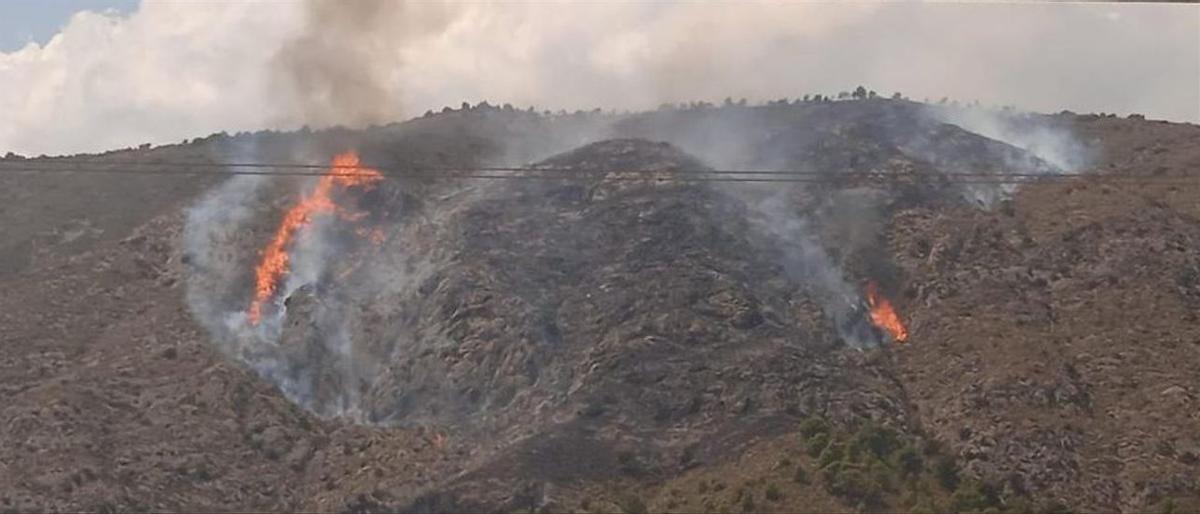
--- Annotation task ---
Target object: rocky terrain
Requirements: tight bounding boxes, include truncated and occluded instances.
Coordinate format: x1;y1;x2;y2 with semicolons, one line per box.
1;98;1198;513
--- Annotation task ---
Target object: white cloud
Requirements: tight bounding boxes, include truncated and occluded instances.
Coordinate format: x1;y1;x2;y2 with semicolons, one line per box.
0;3;303;156
1;1;1196;156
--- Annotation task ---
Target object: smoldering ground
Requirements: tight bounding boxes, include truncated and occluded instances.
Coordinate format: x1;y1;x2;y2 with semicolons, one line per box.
176;0;1095;427
179;98;1090;424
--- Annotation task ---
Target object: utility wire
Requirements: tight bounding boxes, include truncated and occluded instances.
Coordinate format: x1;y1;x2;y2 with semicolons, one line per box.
0;159;1096;177
0;162;1194;185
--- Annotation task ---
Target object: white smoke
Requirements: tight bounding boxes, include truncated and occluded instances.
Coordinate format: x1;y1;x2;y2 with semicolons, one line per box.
183;161;269;343
180;138;405;418
934;106;1093;172
1;1;1196;157
182;161;294;391
741;187;880;348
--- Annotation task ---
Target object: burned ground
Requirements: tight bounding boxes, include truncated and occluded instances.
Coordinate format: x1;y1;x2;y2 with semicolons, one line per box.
1;100;1198;513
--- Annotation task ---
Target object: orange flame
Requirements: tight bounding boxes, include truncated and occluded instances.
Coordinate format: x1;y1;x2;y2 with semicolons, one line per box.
247;151;382;324
864;280;908;343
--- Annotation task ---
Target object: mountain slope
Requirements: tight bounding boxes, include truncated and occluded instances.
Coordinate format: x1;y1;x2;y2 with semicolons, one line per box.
1;100;1198;513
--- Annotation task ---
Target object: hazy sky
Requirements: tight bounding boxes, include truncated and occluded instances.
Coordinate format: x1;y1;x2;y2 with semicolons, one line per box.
1;1;1196;156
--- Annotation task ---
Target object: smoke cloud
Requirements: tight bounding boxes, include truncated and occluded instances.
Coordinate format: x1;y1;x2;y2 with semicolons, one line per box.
932;106;1094;172
0;1;1195;156
269;1;456;129
748;189;879;348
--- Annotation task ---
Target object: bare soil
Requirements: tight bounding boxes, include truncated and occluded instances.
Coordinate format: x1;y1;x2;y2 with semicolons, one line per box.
1;102;1197;513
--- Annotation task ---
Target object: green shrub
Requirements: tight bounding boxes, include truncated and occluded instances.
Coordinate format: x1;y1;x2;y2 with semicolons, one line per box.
765;483;783;502
1038;500;1074;514
740;491;755;513
949;480;1001;512
867;458;895;493
854;423;900;459
616;495;647;514
800;417;831;439
817;442;846;470
827;469;883;506
807;432;832;457
790;418;1039;512
909;495;942;514
934;456;960;491
924;438;944;456
793;464;810;485
893;444;924;480
820;459;847;485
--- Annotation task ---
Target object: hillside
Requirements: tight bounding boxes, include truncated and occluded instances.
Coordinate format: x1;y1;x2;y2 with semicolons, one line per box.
1;99;1198;513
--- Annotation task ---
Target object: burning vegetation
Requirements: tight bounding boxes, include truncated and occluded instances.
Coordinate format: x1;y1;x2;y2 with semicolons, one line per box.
64;88;1200;514
864;280;908;343
247;151;382;324
165;94;1141;513
180;99;1069;427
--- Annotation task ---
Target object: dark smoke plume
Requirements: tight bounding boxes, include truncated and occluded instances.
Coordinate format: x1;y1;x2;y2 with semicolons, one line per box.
270;0;455;129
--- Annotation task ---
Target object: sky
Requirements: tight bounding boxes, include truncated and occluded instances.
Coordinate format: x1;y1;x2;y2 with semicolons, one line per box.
0;1;1197;157
0;0;136;52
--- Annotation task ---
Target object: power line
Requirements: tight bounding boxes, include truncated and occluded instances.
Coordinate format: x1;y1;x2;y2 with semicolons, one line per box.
0;161;1194;185
0;159;1099;177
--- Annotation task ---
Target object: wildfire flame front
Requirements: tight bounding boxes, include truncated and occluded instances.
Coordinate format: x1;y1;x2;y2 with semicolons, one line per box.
864;280;909;343
247;151;382;324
